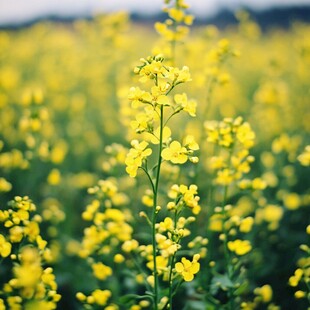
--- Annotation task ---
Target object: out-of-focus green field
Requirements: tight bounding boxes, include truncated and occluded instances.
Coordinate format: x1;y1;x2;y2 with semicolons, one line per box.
0;9;309;310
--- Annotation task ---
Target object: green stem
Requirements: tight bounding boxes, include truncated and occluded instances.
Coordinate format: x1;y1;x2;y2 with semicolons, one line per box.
140;166;156;195
164;109;182;127
171;38;176;67
152;104;164;310
203;55;229;121
131;253;153;293
221;147;235;310
203;76;215;121
163;278;184;310
221;185;235;310
168;253;176;309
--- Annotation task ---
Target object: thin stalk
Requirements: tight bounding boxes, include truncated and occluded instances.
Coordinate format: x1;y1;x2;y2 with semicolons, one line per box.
163;278;184;310
152;104;164;310
221;184;235;310
131;253;154;293
203;55;229;121
220;147;235;310
164;109;182;127
203;76;215;121
171;38;176;66
167;209;179;309
168;253;177;309
140;166;156;195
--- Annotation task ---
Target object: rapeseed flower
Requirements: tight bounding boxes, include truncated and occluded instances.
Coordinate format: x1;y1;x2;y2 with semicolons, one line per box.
162;141;187;164
227;239;252;255
175;254;200;281
125;140;152;177
0;234;11;257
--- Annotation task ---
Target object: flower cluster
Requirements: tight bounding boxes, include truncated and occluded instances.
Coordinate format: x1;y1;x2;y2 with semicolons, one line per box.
154;0;194;60
102;143;128;173
78;179;133;308
205;116;256;186
80;180;132;258
167;183;201;214
298;145;310;166
0;196;60;309
125;140;152;177
288;226;310;301
125;55;198;179
162;135;199;164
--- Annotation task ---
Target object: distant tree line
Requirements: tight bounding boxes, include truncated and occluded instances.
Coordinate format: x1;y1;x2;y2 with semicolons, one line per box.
1;5;310;30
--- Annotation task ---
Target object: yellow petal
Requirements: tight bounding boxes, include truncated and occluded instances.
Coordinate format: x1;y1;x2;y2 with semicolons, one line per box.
175;262;184;273
190;262;200;274
183;271;194;282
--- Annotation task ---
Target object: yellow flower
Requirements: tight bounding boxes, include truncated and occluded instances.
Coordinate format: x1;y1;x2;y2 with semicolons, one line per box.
130;112;151;133
174;93;197;117
36;235;47;250
147;255;168;274
151;86;170;106
236;121;255;149
47;169;61;186
239;217;254;233
0;234;12;257
252;178;267;190
168;8;185;22
297;145;310;166
283;193;301;210
263;204;283;223
13;247;42;289
294;290;306;299
173;66;191;83
92;262;112;280
175;254;200;281
227;239;252;255
156;234;178;257
209;214;223;232
91;289;111;306
289;268;303;287
122;239;139;253
254;284;273;303
215;168;234;185
161;141;187;164
168;184;200;214
136;57;165;83
9;226;24;243
125;140;152;177
114;254;125;263
0;177;12;192
50;140;68;164
183;135;199;151
128;87;152;108
76;292;87;302
147;126;171;145
155;22;174;41
159;217;174;232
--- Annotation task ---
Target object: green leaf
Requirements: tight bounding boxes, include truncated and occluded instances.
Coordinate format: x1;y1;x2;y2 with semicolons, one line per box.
184;300;206;310
210;274;234;294
119;294;141;304
119;293;154;304
233;280;249;295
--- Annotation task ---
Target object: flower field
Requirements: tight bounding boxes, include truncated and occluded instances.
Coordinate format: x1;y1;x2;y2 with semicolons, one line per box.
0;1;309;309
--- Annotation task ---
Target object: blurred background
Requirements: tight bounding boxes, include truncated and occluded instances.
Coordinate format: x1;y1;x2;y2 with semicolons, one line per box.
1;0;310;28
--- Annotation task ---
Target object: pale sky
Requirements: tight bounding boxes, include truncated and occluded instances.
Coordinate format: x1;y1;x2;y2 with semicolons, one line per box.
1;0;310;25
